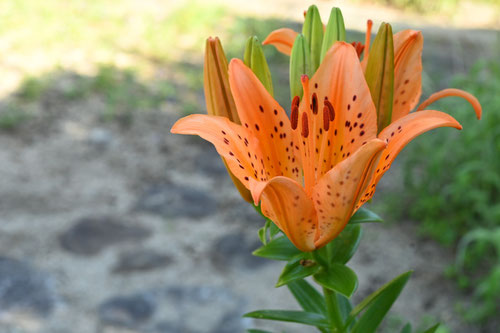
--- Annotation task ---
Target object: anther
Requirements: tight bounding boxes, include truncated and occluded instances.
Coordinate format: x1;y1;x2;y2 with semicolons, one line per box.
291;95;300;109
323;106;330;131
324;100;335;121
301;113;309;138
291;106;299;130
311;93;318;115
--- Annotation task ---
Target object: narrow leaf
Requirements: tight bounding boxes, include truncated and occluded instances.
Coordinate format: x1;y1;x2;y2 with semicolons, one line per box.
349;271;412;333
276;257;320;287
289;34;310;99
243;310;329;328
336;293;353;322
253;236;301;261
244;36;274;96
350;207;383;224
329;224;363;264
320;7;346;61
365;22;395;133
302;5;324;72
401;323;412;333
422;323;441;333
287;279;326;315
314;263;358;297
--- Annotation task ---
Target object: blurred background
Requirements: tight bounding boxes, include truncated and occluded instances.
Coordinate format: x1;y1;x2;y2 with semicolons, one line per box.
0;0;498;332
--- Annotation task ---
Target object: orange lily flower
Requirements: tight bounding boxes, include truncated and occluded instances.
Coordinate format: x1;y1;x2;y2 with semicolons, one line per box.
171;42;468;252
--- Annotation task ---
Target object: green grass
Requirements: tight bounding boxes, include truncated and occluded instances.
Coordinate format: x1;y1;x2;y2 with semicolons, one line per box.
386;57;500;322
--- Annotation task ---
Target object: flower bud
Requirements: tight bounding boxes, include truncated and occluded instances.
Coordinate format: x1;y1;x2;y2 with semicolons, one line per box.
364;23;395;132
320;7;346;61
289;34;311;100
243;36;274;96
204;37;252;203
302;5;323;73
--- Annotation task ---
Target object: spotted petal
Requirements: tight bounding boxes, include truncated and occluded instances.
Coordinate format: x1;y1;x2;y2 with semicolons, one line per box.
312;139;387;248
302;42;378;179
171;114;268;204
260;176;317;252
358;110;462;205
263;28;299;55
392;30;423;122
229;59;301;182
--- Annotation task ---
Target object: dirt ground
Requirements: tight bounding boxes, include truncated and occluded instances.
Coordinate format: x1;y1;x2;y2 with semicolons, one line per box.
0;1;499;333
0;81;496;333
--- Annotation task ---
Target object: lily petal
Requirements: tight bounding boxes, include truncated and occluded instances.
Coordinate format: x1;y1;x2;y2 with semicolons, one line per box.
263;28;299;55
229;59;301;182
392;30;423;121
312;139;387;248
304;42;378;179
260;176;317;251
417;88;482;120
358;110;463;205
171;114;268;204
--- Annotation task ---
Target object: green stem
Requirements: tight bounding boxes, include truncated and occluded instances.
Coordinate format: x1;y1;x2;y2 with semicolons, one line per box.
323;287;344;333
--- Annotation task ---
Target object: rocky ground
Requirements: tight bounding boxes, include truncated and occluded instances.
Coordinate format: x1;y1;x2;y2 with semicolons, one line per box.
0;1;498;332
0;83;496;333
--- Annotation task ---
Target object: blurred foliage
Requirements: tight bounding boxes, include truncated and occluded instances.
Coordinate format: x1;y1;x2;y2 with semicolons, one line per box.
363;0;499;13
391;57;500;322
0;66;173;129
450;228;500;322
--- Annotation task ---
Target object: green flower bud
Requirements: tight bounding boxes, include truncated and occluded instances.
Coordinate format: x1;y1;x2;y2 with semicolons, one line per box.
320;7;346;61
289;34;311;100
365;23;395;133
302;5;323;73
243;36;274;96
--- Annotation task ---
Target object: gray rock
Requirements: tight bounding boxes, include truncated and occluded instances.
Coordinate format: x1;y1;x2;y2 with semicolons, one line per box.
210;233;268;272
0;257;57;317
59;216;151;256
113;249;173;274
99;293;156;328
210;311;250;333
194;145;227;177
135;183;216;219
88;127;113;148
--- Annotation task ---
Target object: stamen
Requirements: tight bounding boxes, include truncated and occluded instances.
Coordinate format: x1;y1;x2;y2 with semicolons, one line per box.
291;105;299;129
291;95;300;109
311;93;318;115
324;100;335;121
323;106;330;131
364;19;373;60
417;88;482;119
301;113;309;138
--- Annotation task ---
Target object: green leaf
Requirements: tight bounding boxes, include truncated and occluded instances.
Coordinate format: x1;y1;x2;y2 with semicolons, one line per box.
243;310;329;328
269;221;281;239
258;221;268;244
336;292;354;323
244;36;274;96
289;34;310;99
349;208;383;224
276;257;320;287
329;224;363;264
314;263;358;297
302;5;323;72
348;271;412;333
247;330;274;333
287;279;326;315
422;323;440;333
320;7;345;61
401;323;412;333
253;236;301;261
364;22;394;133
